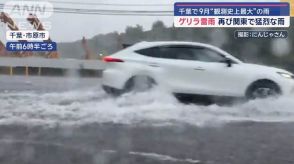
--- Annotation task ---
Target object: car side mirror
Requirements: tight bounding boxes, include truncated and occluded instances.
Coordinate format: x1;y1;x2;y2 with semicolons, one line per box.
225;58;232;67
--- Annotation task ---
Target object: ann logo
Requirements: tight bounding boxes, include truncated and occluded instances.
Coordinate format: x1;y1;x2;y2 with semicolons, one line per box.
4;1;53;18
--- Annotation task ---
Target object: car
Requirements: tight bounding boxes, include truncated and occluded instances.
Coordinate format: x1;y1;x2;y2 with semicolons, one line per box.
102;41;294;100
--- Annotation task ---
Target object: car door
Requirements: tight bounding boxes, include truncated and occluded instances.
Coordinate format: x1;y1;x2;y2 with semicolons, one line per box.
158;45;247;97
173;46;247;97
155;45;207;94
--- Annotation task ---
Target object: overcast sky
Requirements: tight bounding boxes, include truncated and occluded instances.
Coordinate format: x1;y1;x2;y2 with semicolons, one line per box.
0;0;279;42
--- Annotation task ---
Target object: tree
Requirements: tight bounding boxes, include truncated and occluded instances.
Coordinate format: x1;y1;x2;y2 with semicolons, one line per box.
124;25;144;43
152;21;166;31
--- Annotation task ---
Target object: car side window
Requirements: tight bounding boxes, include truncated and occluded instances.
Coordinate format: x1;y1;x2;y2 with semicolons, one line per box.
135;47;160;58
136;45;226;63
159;46;225;63
159;47;183;59
191;48;226;63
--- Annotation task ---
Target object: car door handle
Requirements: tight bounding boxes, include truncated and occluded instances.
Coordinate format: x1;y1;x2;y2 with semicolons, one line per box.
194;67;205;71
148;63;160;67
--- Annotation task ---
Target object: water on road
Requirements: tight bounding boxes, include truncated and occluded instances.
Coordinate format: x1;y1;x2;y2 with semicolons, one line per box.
0;75;294;164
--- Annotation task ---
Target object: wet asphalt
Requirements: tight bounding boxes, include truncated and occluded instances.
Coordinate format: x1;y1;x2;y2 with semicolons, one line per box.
0;75;293;164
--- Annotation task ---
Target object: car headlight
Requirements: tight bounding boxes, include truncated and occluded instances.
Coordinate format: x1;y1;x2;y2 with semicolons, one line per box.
277;72;294;79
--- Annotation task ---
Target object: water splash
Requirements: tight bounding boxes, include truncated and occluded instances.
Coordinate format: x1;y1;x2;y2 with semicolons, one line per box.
0;87;294;127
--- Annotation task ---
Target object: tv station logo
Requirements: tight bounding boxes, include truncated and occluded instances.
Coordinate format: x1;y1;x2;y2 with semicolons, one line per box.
3;1;53;18
174;2;291;28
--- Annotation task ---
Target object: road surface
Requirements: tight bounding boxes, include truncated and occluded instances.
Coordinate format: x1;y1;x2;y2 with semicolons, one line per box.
0;75;294;164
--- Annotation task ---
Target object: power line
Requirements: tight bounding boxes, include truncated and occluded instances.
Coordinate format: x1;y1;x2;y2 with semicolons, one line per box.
0;11;172;16
0;9;173;16
53;11;172;16
0;4;172;13
47;1;172;7
53;7;172;13
0;2;172;7
0;4;173;12
0;4;173;16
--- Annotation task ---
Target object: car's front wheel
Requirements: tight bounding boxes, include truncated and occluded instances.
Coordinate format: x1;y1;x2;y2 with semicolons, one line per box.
246;80;281;100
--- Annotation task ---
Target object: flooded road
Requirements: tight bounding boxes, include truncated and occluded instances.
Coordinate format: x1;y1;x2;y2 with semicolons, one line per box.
0;75;294;164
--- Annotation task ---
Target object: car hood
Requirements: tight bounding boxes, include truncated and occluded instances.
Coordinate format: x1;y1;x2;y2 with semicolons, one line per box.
242;63;293;75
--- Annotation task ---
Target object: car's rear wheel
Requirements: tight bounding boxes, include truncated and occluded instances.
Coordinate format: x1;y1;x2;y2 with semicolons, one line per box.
246;80;281;100
102;85;122;96
124;76;156;93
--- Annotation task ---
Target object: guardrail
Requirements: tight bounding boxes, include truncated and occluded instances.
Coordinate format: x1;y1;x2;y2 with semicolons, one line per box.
0;57;106;77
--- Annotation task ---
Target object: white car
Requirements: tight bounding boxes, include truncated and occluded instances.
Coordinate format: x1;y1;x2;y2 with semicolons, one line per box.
102;41;294;100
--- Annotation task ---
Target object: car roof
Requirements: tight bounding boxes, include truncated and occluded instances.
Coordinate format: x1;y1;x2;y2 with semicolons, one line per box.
127;41;217;51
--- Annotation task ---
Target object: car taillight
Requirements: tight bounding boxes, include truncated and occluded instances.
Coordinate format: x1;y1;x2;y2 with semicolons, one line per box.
103;56;124;62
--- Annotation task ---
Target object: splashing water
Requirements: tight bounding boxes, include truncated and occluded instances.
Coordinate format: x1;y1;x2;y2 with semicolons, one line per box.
1;86;294;127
